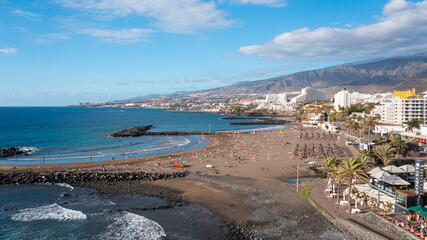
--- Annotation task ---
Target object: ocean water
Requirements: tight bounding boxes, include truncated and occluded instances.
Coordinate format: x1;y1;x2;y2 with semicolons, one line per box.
0;184;228;240
0;107;286;165
0;107;290;239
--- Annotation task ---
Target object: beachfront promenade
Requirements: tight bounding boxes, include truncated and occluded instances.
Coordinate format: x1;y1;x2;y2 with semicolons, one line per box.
309;181;397;239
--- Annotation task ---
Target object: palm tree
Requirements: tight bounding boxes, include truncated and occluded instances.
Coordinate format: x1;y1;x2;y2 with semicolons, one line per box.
344;118;358;135
361;116;378;151
332;166;343;204
329;112;337;123
404;119;421;132
336;157;368;212
336;112;344;122
372;144;396;166
358;155;374;170
390;137;408;158
320;157;341;190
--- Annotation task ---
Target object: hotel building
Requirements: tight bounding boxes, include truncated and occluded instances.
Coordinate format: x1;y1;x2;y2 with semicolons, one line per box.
373;89;427;126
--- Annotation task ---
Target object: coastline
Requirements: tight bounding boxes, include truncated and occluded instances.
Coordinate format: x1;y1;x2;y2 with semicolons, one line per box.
0;134;226;172
0;127;355;239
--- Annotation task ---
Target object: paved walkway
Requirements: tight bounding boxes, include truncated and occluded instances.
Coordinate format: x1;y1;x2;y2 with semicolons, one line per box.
348;144;361;157
309;181;397;240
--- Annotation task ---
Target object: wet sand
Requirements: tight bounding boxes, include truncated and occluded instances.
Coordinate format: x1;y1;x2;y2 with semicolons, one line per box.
0;126;355;239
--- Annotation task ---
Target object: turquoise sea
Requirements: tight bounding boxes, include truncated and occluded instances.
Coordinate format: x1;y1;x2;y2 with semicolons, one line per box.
0;107;289;239
0;107;277;165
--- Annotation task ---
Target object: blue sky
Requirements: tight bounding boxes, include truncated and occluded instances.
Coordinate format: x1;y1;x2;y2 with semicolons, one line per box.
1;0;426;106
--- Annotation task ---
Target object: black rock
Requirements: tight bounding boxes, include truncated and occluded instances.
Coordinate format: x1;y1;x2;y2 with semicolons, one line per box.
110;125;154;137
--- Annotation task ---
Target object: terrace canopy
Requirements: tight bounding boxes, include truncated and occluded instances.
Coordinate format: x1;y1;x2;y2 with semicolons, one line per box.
382;175;410;186
367;167;383;175
354;184;396;204
370;170;391;181
382;165;406;174
399;164;415;173
408;205;427;213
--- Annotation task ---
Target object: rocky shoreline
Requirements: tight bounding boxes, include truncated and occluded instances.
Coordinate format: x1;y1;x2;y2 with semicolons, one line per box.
0;147;38;158
0;170;189;185
0;170;254;239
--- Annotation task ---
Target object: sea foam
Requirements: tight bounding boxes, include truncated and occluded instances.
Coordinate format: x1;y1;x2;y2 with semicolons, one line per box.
11;203;87;221
100;212;166;240
54;183;74;190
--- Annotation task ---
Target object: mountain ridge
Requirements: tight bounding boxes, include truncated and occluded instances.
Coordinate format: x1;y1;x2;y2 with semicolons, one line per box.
185;54;427;97
116;54;427;103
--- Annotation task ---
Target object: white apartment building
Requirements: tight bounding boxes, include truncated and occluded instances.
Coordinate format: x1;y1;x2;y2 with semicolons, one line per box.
368;93;394;103
291;87;329;104
334;88;351;111
350;92;372;104
373;97;427;126
265;93;287;105
257;93;296;110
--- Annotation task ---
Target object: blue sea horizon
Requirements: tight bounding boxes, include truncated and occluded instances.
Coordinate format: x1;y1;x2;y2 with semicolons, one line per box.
0;107;289;165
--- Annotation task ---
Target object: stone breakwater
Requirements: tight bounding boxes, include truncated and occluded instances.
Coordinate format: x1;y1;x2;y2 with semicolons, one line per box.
0;171;189;185
229;119;290;125
134;131;219;136
109;125;219;137
220;116;291;125
109;125;154;137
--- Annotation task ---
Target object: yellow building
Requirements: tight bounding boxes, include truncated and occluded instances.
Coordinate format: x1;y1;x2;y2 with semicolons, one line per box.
394;88;415;99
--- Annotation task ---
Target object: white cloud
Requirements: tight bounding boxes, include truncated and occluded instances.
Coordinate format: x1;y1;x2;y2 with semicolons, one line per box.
78;28;152;43
240;0;427;60
17;26;29;32
227;0;286;7
112;81;129;85
0;47;18;54
13;9;41;19
383;0;411;15
33;33;71;43
57;0;234;33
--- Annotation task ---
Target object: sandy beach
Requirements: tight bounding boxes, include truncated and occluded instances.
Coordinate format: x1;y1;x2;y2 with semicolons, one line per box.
0;126;355;239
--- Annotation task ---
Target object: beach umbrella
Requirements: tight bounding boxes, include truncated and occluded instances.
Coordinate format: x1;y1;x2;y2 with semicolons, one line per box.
382;175;410;186
408;206;427;213
370;170;391;181
417;211;427;219
399;164;415;173
382;165;406;174
368;167;383;175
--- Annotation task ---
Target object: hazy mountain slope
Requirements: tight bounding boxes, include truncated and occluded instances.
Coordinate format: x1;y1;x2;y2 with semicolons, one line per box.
388;78;427;91
191;54;427;96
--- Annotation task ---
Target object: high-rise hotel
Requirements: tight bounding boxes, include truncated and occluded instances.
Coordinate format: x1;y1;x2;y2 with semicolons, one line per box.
373;89;427;126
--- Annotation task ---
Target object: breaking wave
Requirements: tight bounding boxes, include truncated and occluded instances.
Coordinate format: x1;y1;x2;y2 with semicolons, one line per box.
54;183;74;190
11;204;87;221
99;212;165;240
